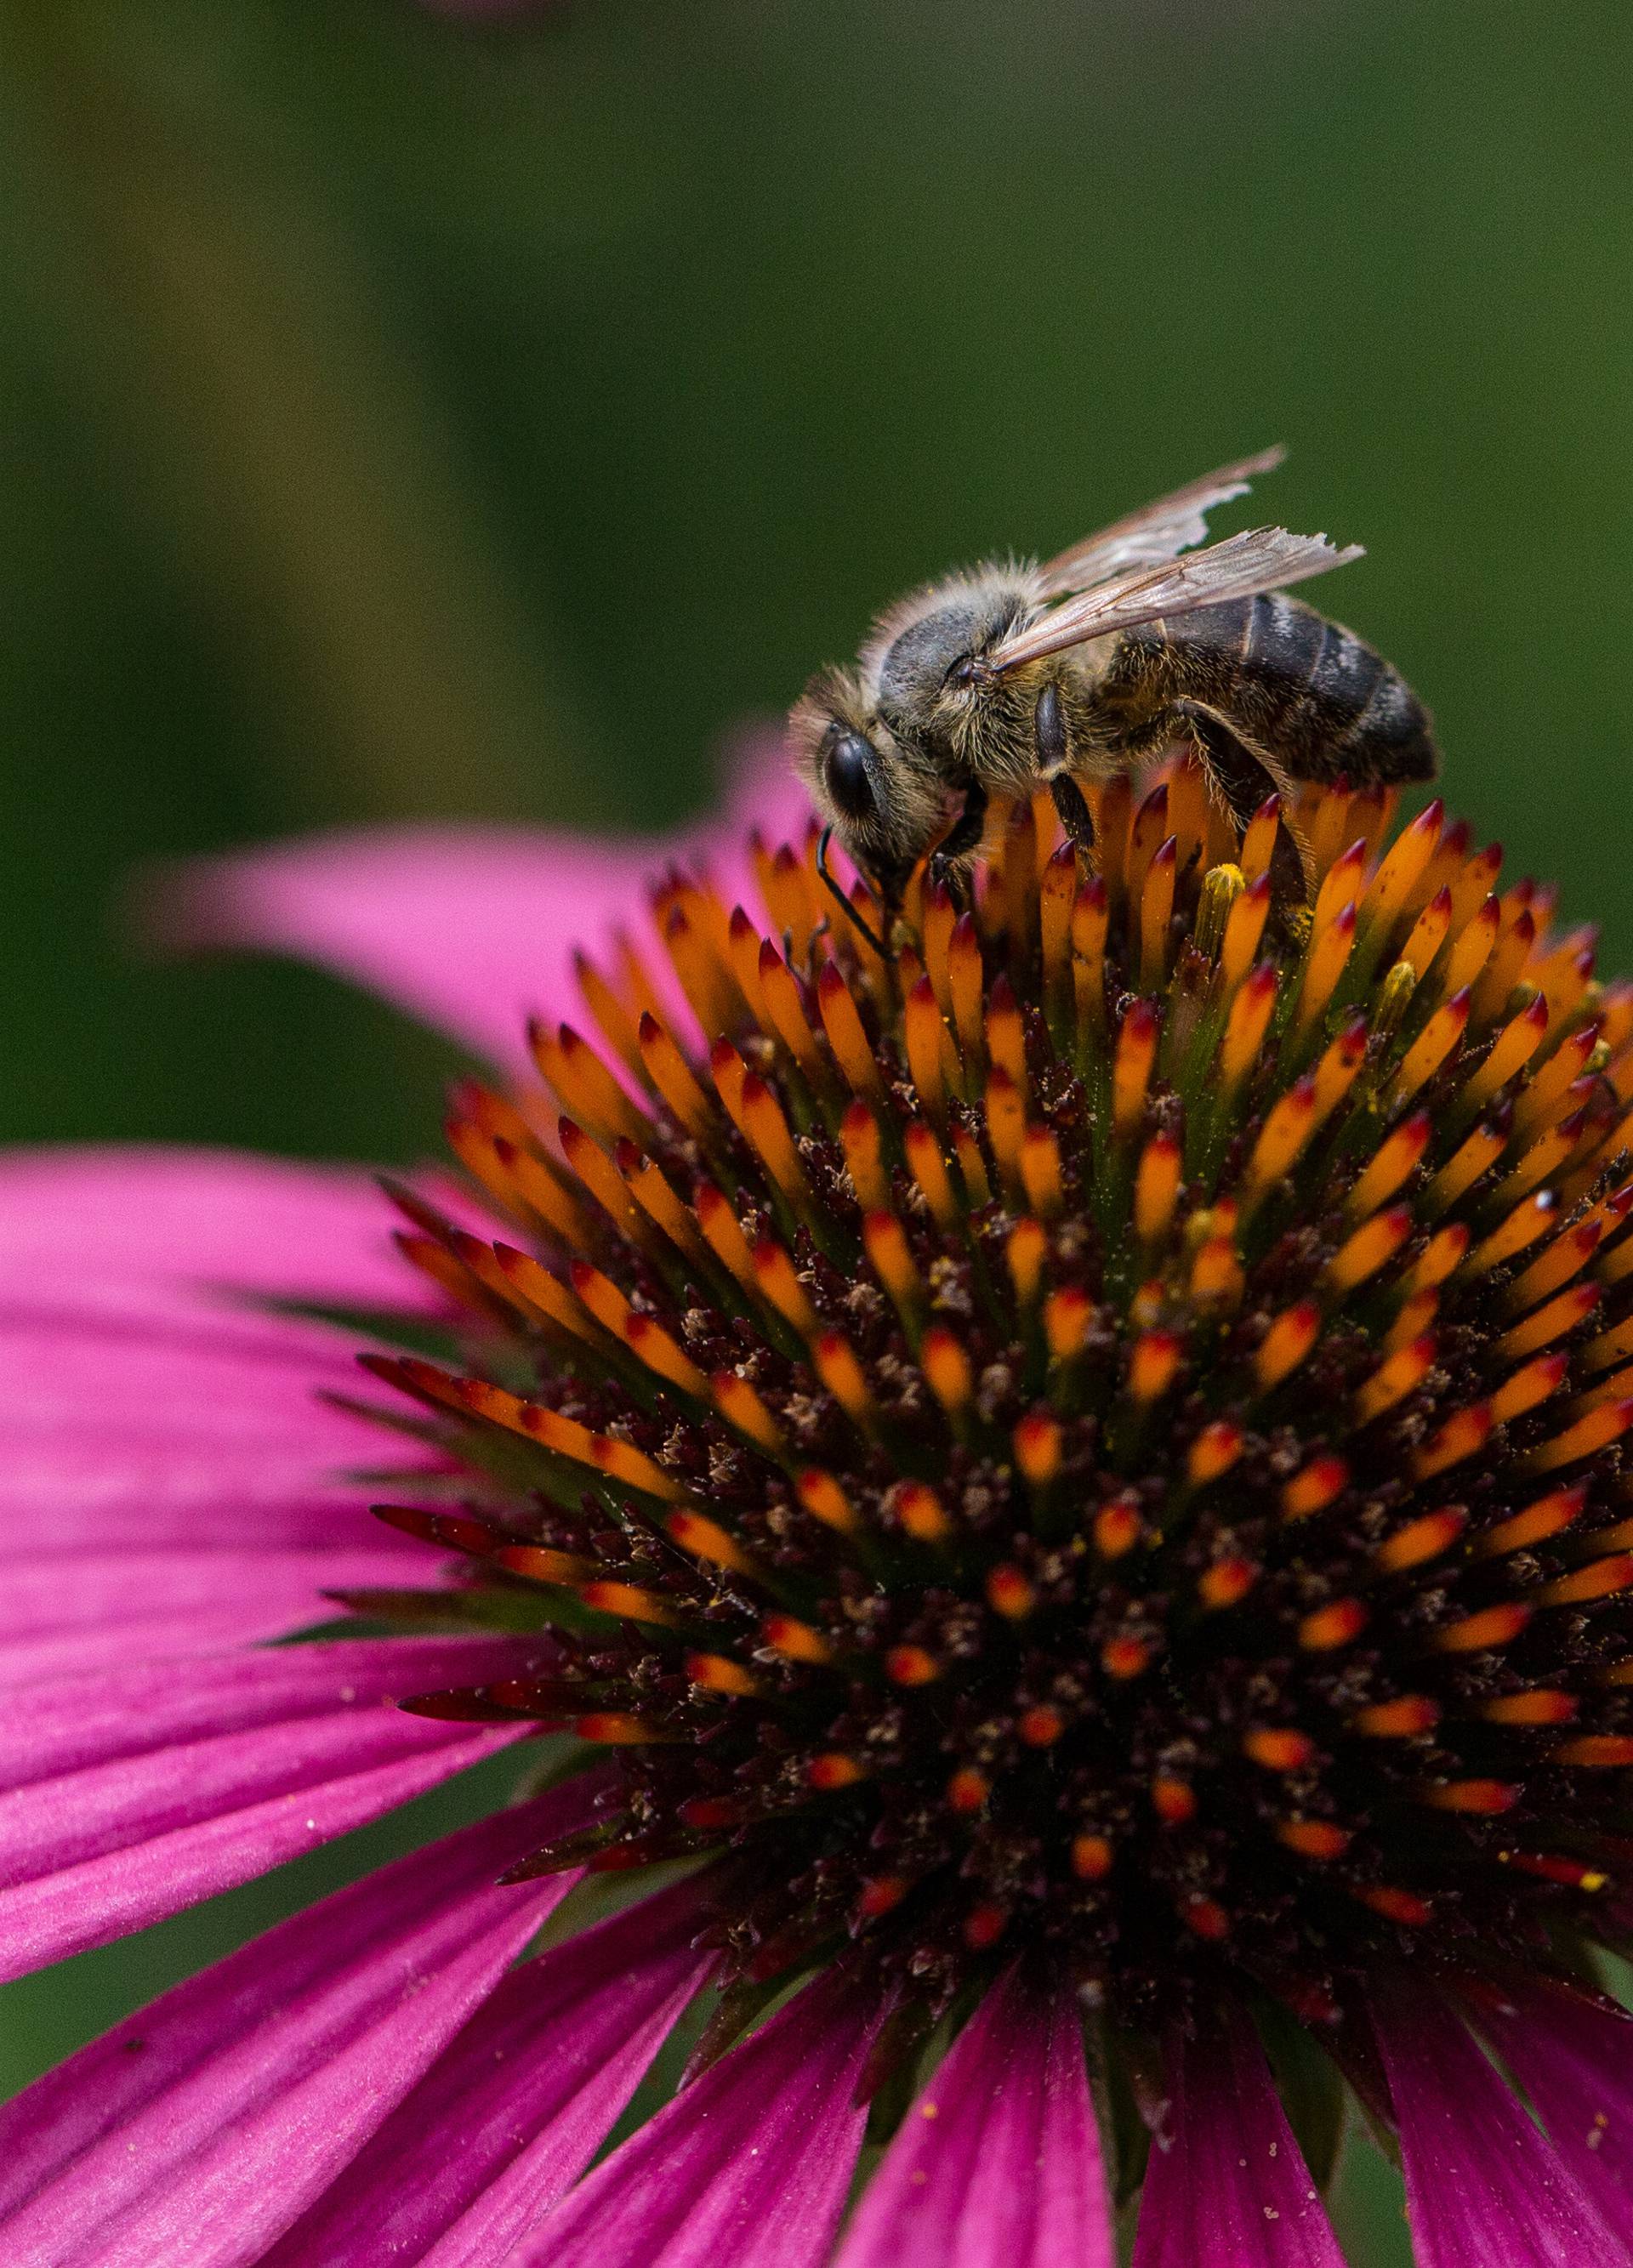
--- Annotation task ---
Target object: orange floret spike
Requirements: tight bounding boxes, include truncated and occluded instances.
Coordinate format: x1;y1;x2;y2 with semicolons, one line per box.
764;1613;834;1666
1112;999;1161;1142
1497;1282;1602;1365
986;1564;1037;1620
532;1023;651;1149
1474;1482;1588;1557
1040;841;1078;1017
1244;1728;1317;1771
1255;1301;1322;1393
1282;1454;1350;1521
1278;1821;1353;1862
1187;1418;1243;1486
1424;1119;1509;1215
711;1371;787;1457
1071;877;1110;1041
1374;1507;1468;1573
1347;1112;1432;1223
986;975;1028;1096
903;1119;960;1231
863;1212;924;1318
903;979;951;1127
557;1119;646;1244
756;941;828;1089
947;915;987;1071
1313;838;1368;937
1489;1350;1570;1424
920;1326;975;1419
1460;992;1551;1117
685;1651;760;1698
1135;1132;1182;1245
1551;1736;1633;1769
986;1068;1028;1200
1198;1556;1258;1609
1418;1780;1518;1816
1465;1191;1558;1276
1359;797;1442;933
1299;1598;1368;1651
839;1100;890;1215
1020;1124;1067;1219
1139;836;1178;992
1239;793;1283;886
1220;873;1272;990
1398;885;1453;984
1218;962;1278;1093
1536;1554;1633;1607
1324;1204;1413;1297
752;1238;820;1337
1243;1077;1320;1200
816;963;887;1104
1352;1695;1441;1738
1356;1333;1438;1424
796;1468;861;1536
895;1481;954;1543
623;1313;710;1399
1504;1222;1603;1315
1311;1015;1368;1126
694;1180;759;1292
1431;1602;1532;1654
1390;987;1473;1108
1128;1329;1183;1404
1411;1401;1494;1481
811;1332;879;1431
1294;899;1357;1037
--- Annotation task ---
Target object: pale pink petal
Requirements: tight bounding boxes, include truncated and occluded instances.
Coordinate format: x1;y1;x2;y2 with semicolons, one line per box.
265;1872;719;2266
0;1779;601;2267
520;1963;885;2268
0;1146;438;1316
1466;1975;1633;2225
836;1965;1112;2268
0;1636;540;1980
1131;2005;1345;2268
0;1543;411;1684
162;726;811;1068
0;1148;449;1582
1372;1978;1633;2267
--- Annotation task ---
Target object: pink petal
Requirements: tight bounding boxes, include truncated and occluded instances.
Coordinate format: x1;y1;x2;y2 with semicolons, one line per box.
265;1872;719;2266
0;1147;448;1577
836;1965;1112;2267
1371;1977;1633;2267
0;1145;437;1316
162;726;811;1068
0;1636;539;1980
0;1543;412;1684
1132;2005;1345;2268
0;1778;601;2266
1466;1975;1633;2225
521;1963;885;2268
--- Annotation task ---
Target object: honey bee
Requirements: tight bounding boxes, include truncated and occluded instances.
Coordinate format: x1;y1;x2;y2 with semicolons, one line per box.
792;447;1437;941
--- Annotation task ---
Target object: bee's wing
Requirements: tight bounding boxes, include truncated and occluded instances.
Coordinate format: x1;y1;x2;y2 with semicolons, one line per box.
987;526;1363;675
1037;446;1286;598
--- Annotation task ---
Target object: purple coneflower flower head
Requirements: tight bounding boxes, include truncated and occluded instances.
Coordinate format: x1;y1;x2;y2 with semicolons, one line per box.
5;735;1633;2266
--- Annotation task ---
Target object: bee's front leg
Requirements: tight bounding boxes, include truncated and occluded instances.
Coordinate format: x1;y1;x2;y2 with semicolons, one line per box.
926;781;989;907
1033;680;1095;865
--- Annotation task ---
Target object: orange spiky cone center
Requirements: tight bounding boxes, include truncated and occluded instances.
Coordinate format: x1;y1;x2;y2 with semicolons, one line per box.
362;759;1633;2031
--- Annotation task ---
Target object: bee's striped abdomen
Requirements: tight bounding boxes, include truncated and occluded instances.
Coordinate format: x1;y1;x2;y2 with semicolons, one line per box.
1151;594;1437;787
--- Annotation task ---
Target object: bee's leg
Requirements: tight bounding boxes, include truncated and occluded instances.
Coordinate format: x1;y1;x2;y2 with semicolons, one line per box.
927;782;989;907
1049;774;1096;861
1170;700;1309;909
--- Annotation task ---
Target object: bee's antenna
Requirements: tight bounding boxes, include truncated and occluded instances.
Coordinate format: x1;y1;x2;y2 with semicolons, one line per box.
816;827;890;958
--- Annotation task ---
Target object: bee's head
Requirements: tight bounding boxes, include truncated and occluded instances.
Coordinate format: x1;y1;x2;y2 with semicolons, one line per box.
789;668;947;901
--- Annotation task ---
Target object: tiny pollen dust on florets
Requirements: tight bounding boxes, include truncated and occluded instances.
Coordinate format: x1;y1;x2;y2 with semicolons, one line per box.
356;755;1633;2093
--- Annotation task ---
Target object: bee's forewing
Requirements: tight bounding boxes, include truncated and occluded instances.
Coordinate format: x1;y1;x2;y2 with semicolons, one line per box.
1037;446;1286;598
988;526;1364;675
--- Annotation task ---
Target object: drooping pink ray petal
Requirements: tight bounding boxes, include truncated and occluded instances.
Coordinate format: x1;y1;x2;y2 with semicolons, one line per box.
1372;1978;1633;2268
1463;1975;1633;2227
1131;2004;1346;2268
0;1778;603;2266
0;1147;451;1575
265;1871;720;2266
0;1543;413;1685
160;727;811;1070
0;1636;543;1981
518;1962;885;2268
835;1964;1112;2267
0;1146;444;1316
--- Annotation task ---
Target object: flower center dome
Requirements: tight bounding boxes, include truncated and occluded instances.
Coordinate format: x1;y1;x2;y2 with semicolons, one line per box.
370;761;1633;2054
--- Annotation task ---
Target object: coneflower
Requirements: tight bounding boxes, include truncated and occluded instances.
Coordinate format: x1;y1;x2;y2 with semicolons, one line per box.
4;745;1633;2265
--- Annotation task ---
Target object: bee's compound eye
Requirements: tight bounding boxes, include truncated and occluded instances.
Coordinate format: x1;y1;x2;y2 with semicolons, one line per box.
822;728;877;822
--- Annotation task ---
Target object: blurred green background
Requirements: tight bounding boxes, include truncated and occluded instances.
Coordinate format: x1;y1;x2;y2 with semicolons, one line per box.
3;0;1630;2254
